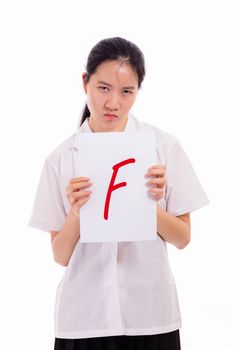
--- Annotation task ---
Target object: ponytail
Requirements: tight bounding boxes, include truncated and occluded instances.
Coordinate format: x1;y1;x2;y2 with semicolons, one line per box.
79;103;91;127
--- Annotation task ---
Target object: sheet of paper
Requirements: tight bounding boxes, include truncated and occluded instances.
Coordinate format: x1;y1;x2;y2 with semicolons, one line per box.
76;131;158;242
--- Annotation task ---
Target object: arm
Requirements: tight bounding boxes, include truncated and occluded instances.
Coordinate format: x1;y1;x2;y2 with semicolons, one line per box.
50;176;92;266
50;208;80;266
145;165;191;249
157;204;191;249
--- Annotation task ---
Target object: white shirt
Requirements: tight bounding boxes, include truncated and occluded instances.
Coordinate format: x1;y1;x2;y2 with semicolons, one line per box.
28;113;210;339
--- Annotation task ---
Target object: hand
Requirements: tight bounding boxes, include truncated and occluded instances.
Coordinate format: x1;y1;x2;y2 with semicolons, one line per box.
66;177;92;216
145;165;166;201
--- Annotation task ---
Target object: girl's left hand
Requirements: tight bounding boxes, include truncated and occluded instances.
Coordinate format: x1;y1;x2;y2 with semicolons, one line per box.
145;165;166;201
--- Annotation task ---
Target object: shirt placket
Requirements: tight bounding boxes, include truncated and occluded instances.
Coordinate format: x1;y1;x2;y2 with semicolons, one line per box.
103;242;123;332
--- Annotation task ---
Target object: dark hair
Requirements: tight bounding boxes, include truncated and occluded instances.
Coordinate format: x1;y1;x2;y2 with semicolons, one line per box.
79;37;146;126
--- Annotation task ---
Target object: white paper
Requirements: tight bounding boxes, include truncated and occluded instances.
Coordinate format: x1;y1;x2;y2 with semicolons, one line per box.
76;131;158;242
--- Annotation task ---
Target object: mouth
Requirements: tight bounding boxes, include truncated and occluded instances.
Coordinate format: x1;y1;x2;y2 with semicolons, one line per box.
104;113;119;120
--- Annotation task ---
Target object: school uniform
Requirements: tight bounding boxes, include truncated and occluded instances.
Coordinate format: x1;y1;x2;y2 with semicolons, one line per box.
28;112;209;349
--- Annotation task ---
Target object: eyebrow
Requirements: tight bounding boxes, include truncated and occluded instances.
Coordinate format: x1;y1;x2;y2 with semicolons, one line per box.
97;80;136;90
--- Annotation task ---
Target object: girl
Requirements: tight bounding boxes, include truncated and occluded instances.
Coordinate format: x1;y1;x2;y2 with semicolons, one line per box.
28;37;209;350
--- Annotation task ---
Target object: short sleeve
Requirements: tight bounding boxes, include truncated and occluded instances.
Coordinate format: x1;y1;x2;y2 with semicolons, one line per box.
28;159;67;232
165;140;210;216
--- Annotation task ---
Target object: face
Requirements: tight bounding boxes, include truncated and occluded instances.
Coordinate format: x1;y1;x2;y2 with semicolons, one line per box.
82;60;139;132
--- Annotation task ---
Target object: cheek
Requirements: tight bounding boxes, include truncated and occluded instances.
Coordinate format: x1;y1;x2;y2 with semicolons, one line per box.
87;91;105;109
124;95;136;108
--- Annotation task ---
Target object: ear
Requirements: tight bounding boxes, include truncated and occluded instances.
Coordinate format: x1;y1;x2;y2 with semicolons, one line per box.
82;72;88;94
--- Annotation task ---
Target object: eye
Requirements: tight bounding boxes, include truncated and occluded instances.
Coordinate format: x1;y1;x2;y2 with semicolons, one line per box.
98;86;109;92
122;89;132;95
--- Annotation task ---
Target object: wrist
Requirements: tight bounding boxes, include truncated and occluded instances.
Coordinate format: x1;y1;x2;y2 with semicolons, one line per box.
69;206;80;220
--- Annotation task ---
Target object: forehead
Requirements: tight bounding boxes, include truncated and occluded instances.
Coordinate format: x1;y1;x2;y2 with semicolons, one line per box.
92;60;138;86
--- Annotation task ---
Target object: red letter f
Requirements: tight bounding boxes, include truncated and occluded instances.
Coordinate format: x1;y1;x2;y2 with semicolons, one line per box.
104;158;136;220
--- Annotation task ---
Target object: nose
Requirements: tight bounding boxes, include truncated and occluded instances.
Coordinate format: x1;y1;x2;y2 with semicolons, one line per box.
105;92;120;111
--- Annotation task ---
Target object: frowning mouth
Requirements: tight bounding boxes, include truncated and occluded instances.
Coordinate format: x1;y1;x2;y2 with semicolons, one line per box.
104;113;118;117
104;114;119;120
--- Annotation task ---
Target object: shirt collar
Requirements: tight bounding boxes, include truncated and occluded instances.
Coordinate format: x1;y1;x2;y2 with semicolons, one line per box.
73;112;136;150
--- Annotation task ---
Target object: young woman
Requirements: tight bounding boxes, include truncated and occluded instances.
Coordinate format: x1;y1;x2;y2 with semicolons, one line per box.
28;37;209;350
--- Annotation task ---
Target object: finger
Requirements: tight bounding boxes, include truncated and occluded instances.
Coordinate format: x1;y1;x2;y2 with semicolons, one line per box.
70;177;90;183
73;189;92;200
69;190;92;205
69;180;92;189
68;177;91;191
72;181;92;191
145;167;166;178
66;179;91;191
146;177;166;188
147;168;166;176
148;188;164;195
66;181;92;195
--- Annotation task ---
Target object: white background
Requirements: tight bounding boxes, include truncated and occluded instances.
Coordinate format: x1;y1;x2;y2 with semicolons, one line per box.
0;1;232;349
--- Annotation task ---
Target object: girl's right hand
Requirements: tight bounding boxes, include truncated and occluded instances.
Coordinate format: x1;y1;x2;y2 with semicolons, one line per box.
66;177;92;216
